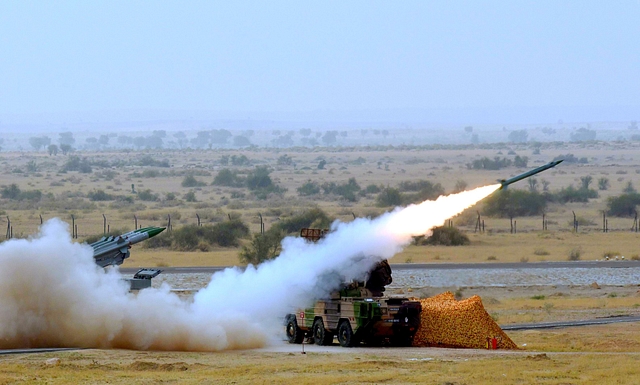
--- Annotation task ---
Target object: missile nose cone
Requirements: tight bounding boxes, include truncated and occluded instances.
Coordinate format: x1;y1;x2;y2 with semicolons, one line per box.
145;227;165;238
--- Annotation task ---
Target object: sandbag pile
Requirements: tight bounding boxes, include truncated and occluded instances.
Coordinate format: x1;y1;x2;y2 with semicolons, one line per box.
413;292;517;349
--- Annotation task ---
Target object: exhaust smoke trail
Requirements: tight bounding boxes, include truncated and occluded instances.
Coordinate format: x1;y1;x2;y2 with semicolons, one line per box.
0;184;498;351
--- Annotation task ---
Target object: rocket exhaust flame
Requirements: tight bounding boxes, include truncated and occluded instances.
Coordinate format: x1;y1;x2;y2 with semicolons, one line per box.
0;184;499;351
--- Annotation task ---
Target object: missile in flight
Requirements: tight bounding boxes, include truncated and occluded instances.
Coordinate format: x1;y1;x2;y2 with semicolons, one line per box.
498;159;563;190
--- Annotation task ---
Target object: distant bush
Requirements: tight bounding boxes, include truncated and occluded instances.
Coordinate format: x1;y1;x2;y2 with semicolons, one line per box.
297;180;321;196
533;248;550;256
552;154;588;164
61;156;93;173
321;178;361;202
398;180;444;203
238;229;284;265
416;226;470;246
0;184;43;202
143;232;173;249
277;154;293;165
598;177;610;191
376;187;403;207
623;182;636;194
137;189;159;201
453;180;468;193
363;184;381;194
230;154;251;166
212;168;245;187
1;184;21;199
272;208;332;235
138;155;170;167
508;130;528;143
570;127;596;142
246;166;286;199
607;193;640;217
181;174;206;187
148;219;250;251
212;219;251;246
467;157;512;170
483;189;547;217
552;185;598;203
513;155;529;168
568;247;582;261
88;189;115;201
184;191;197;202
17;189;42;201
142;169;160;178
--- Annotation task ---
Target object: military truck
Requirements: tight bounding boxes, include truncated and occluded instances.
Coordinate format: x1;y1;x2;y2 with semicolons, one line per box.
284;228;422;347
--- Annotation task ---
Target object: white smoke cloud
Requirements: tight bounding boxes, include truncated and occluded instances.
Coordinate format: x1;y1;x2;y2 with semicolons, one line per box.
0;184;498;351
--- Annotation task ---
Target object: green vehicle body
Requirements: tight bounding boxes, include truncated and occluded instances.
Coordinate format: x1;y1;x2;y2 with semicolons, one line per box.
286;228;422;347
285;287;422;347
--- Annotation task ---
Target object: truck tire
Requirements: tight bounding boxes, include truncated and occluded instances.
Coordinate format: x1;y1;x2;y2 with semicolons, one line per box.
312;318;333;346
285;316;304;344
337;320;357;347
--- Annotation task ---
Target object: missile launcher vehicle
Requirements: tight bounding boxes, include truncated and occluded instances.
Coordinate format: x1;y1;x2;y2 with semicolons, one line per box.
284;228;422;347
89;226;165;290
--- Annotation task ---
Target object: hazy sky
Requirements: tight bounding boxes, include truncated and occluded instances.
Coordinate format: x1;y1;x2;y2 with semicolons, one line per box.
0;1;638;124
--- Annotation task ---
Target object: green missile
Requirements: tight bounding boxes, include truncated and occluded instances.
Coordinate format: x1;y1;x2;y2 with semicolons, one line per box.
499;159;563;190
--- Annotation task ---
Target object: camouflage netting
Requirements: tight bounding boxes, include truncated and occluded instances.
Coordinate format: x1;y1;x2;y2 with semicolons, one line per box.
413;292;518;349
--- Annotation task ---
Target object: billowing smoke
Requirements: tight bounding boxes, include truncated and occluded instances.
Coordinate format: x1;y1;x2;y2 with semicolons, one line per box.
0;184;498;351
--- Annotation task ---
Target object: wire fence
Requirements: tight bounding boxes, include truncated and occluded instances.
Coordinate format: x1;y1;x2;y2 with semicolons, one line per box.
2;210;640;242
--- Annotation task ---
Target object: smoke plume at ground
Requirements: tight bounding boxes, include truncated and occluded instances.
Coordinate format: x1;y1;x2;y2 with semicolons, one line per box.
0;184;498;351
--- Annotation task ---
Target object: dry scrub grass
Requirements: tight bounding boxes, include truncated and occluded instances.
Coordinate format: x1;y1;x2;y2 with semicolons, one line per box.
4;144;640;267
1;344;639;384
116;231;640;267
509;323;640;352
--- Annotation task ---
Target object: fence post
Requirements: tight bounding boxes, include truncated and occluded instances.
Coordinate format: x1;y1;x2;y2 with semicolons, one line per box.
103;214;107;235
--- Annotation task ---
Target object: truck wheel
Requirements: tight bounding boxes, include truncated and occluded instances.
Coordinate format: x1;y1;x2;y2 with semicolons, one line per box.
312;319;333;346
285;316;304;344
337;321;357;347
